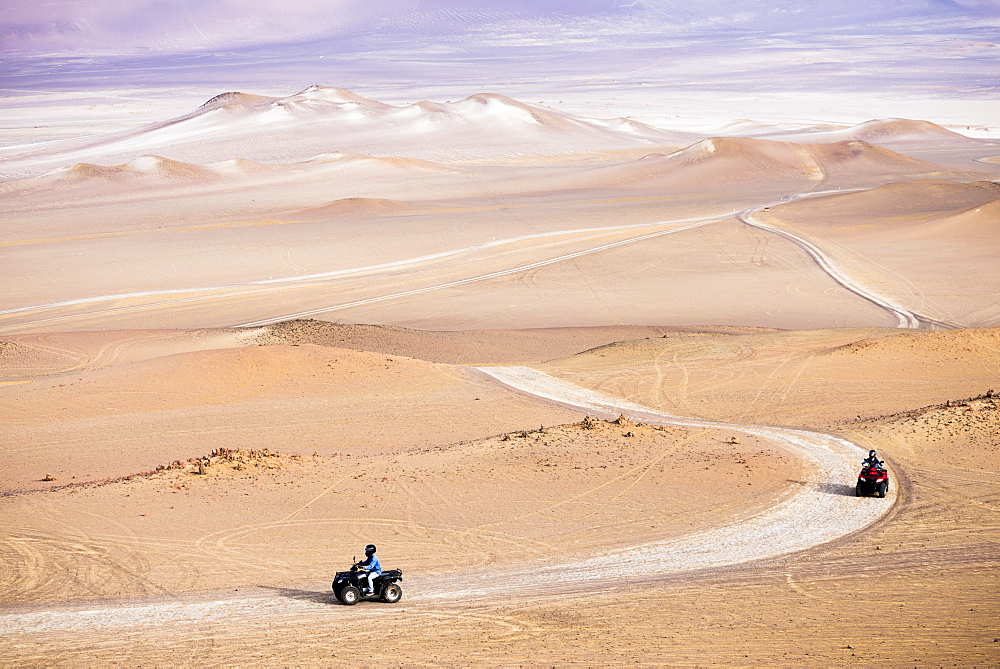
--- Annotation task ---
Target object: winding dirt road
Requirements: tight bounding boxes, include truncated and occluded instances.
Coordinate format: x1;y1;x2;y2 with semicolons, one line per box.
470;367;895;584
738;196;957;330
0;368;896;637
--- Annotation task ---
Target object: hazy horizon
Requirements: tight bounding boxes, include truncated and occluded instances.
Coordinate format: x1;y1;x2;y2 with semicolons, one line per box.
2;0;998;129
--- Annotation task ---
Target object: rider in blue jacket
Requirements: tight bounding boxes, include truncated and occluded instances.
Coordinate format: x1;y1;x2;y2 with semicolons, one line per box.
357;544;381;594
862;450;884;469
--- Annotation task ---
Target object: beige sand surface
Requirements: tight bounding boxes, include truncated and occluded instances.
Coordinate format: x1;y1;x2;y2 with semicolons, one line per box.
0;333;584;492
2;90;999;665
1;326;997;665
3;96;998;336
0;417;803;605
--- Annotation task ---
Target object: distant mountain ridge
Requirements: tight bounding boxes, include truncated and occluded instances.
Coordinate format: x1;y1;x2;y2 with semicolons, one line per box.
0;86;700;179
0;87;988;184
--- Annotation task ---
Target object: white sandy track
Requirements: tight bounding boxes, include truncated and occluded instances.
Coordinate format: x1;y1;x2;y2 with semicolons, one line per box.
740;208;920;328
0;368;894;634
458;367;896;592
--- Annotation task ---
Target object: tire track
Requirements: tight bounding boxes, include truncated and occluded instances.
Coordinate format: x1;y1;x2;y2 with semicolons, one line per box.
232;218;723;328
0;218;719;331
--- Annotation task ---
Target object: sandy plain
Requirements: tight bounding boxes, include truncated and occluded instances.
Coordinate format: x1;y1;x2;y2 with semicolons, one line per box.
1;87;999;665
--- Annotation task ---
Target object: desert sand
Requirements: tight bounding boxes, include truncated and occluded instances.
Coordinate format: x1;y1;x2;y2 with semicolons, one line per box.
2;82;999;666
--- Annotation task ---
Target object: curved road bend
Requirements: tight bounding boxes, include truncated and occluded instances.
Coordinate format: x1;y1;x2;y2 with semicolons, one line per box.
739;200;957;330
447;366;897;596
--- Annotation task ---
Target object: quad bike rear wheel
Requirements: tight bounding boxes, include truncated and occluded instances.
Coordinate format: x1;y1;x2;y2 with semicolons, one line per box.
339;585;360;605
382;583;403;603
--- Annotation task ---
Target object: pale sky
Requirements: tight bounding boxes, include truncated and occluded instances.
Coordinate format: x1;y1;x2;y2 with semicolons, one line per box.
3;1;998;56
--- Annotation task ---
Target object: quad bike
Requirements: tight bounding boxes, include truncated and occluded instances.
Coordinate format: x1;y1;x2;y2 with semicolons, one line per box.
332;559;403;605
856;463;889;498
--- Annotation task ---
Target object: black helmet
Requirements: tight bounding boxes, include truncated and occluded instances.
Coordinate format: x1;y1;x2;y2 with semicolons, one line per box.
364;544;376;555
869;450;877;457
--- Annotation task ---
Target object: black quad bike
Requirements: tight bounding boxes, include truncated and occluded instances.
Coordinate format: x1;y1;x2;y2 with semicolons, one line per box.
332;560;403;605
856;463;889;498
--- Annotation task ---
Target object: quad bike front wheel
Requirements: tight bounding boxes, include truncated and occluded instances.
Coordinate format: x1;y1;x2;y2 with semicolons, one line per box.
382;583;403;603
339;585;361;605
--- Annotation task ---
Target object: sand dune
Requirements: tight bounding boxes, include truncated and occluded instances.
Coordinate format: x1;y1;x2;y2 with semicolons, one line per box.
2;81;1000;666
2;321;997;664
3;150;447;194
0;337;588;491
2;0;999;656
254;319;770;364
842;118;986;145
0;414;805;605
932;196;1000;237
53;156;214;182
556;137;973;195
294;197;416;217
0;157;465;236
0;328;257;380
764;178;1000;225
0;88;696;179
761;117;987;146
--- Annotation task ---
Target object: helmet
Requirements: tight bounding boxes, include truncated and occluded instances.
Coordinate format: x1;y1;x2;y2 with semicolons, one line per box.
364;544;376;555
869;450;877;457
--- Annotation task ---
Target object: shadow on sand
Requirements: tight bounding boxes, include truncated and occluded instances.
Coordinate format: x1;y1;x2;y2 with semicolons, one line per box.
787;480;857;497
259;585;340;605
